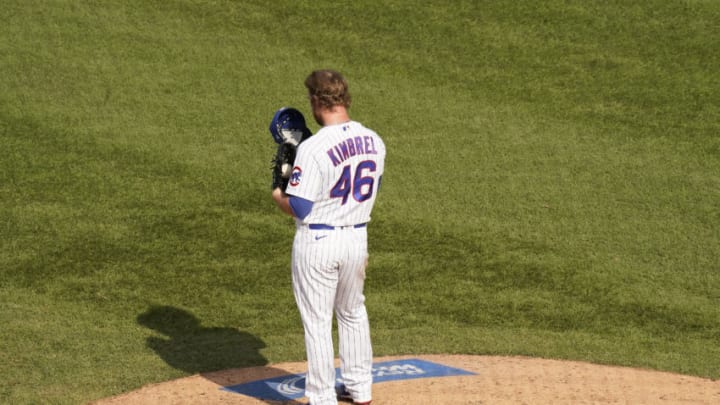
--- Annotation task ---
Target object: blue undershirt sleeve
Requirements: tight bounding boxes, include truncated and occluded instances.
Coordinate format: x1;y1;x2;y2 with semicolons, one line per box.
289;195;314;220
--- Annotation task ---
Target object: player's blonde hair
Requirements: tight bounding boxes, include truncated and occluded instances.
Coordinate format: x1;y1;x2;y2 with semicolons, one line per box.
305;69;352;110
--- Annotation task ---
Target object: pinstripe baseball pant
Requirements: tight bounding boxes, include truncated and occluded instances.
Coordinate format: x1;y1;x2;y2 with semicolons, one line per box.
291;225;373;405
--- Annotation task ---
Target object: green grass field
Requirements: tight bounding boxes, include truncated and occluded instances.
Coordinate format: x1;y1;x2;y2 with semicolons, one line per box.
1;0;719;403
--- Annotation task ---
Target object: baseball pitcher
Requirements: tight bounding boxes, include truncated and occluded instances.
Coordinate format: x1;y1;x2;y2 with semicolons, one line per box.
270;70;386;405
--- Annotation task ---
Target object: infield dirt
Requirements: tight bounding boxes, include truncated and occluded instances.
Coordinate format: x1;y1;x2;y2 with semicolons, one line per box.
91;354;719;404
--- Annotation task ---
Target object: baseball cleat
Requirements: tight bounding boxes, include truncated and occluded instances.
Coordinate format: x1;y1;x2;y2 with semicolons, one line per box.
336;385;372;404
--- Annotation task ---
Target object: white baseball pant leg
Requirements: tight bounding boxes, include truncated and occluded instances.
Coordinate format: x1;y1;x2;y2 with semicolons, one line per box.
292;226;372;405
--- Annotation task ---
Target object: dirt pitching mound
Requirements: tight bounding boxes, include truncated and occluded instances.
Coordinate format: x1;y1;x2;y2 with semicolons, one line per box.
92;355;720;404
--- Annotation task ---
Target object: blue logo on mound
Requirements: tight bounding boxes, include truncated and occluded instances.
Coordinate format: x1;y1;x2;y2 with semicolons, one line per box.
222;358;476;401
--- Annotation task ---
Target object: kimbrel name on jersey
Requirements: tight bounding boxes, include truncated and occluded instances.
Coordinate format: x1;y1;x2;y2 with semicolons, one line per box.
327;135;379;167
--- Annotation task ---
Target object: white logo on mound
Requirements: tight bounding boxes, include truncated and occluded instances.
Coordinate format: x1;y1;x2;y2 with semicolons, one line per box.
277;375;305;396
276;362;427;396
373;364;425;377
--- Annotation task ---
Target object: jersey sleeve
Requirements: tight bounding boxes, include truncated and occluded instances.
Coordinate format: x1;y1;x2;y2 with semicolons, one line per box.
289;195;314;219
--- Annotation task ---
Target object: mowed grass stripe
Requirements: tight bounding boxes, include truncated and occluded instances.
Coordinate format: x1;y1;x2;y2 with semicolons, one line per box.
0;1;718;403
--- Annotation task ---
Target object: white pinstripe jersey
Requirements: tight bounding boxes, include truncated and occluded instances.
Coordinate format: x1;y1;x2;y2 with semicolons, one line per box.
286;121;385;226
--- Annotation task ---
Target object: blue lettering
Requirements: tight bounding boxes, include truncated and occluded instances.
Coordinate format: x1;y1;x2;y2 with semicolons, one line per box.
354;137;364;154
339;142;350;160
364;136;377;155
346;138;356;156
327;149;341;166
334;145;344;162
329;137;377;167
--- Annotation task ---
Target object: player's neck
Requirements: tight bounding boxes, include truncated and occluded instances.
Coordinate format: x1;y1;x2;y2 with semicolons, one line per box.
319;106;350;127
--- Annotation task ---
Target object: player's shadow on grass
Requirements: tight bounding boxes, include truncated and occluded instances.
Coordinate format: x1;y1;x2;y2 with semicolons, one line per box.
137;305;268;373
137;305;304;404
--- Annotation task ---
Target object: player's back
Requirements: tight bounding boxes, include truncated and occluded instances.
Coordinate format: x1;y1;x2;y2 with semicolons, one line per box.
290;121;385;227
